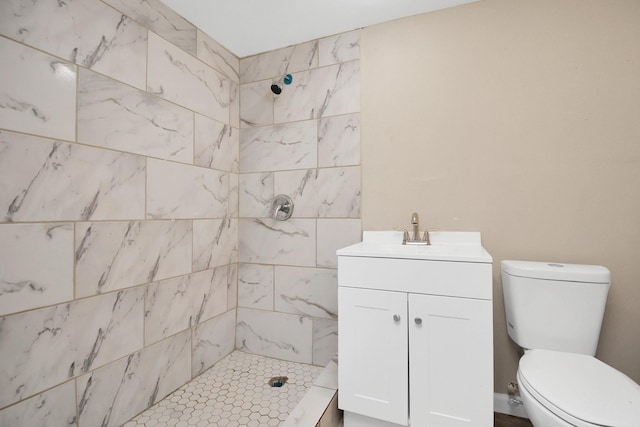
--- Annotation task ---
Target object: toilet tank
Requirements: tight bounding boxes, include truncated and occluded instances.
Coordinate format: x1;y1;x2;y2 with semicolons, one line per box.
502;260;610;356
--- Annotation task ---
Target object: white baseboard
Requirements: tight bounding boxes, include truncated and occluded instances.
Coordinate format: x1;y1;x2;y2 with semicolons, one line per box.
494;393;529;419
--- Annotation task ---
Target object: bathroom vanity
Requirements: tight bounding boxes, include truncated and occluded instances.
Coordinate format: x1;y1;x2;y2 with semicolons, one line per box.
337;231;493;427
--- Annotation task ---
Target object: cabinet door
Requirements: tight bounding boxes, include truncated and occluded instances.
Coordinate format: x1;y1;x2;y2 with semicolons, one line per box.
339;287;409;426
409;294;493;427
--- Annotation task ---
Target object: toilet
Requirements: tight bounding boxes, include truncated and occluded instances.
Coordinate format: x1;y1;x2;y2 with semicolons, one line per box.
501;260;640;427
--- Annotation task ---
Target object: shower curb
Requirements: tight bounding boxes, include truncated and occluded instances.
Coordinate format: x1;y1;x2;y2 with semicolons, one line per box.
282;357;342;427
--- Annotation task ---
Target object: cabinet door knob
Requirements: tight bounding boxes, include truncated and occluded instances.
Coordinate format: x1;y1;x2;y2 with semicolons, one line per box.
414;317;423;325
393;314;401;322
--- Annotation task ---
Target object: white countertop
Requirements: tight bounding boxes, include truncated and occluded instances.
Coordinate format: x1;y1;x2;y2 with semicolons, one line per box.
337;231;493;263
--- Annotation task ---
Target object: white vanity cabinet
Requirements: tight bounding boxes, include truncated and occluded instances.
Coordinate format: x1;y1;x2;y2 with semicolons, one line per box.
337;232;493;427
339;287;409;425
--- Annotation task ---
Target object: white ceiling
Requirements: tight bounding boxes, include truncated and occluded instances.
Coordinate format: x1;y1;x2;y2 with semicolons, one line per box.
160;0;478;58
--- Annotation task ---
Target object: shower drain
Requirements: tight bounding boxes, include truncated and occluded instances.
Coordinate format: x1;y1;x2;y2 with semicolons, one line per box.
268;376;288;388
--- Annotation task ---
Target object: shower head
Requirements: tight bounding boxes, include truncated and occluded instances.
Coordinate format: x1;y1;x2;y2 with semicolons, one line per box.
270;74;293;95
270;83;282;95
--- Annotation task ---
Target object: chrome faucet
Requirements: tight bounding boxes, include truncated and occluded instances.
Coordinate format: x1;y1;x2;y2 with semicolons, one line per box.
411;212;420;242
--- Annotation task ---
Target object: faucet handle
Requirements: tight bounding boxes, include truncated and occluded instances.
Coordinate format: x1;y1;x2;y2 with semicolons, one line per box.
422;228;440;245
271;194;294;221
394;227;410;244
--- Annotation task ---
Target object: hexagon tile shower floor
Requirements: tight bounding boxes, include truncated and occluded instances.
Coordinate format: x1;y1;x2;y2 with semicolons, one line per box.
124;351;323;427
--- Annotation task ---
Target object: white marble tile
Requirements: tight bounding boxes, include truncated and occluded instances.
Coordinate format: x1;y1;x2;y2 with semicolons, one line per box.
240;40;319;84
197;29;239;82
238;263;274;310
102;0;196;55
199;266;230;322
240;80;274;128
239;173;274;218
240;121;317;173
0;131;145;222
281;385;335;427
192;309;236;376
318;113;361;167
75;220;192;297
76;330;190;427
274;167;361;218
0;37;75;141
147;159;228;219
239;218;316;266
148;32;229;123
193;218;238;271
0;223;73;317
0;0;147;89
319;30;361;66
78;69;193;163
317;219;362;268
0;380;76;427
274;61;361;123
236;308;312;363
275;267;337;320
0;288;144;408
145;268;228;344
228;173;239;218
194;114;239;172
313;319;338;367
226;263;238;309
230;80;240;128
145;274;197;345
313;356;338;390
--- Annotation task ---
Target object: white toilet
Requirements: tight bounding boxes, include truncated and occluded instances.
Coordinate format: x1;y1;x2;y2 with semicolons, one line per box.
501;260;640;427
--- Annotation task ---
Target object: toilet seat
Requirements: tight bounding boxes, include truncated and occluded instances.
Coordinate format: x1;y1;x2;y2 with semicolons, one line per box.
519;349;640;427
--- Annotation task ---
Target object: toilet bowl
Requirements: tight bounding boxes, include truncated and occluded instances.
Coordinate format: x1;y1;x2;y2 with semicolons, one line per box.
517;349;640;427
501;260;640;427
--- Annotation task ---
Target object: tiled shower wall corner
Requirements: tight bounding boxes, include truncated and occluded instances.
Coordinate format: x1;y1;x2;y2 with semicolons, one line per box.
0;0;362;424
0;0;239;425
237;32;362;366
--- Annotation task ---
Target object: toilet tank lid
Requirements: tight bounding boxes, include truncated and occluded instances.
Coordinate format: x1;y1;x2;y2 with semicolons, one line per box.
501;260;610;283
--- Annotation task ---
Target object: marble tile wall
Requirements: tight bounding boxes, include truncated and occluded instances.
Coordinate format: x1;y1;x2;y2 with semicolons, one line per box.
0;0;239;424
238;30;363;367
1;1;362;423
